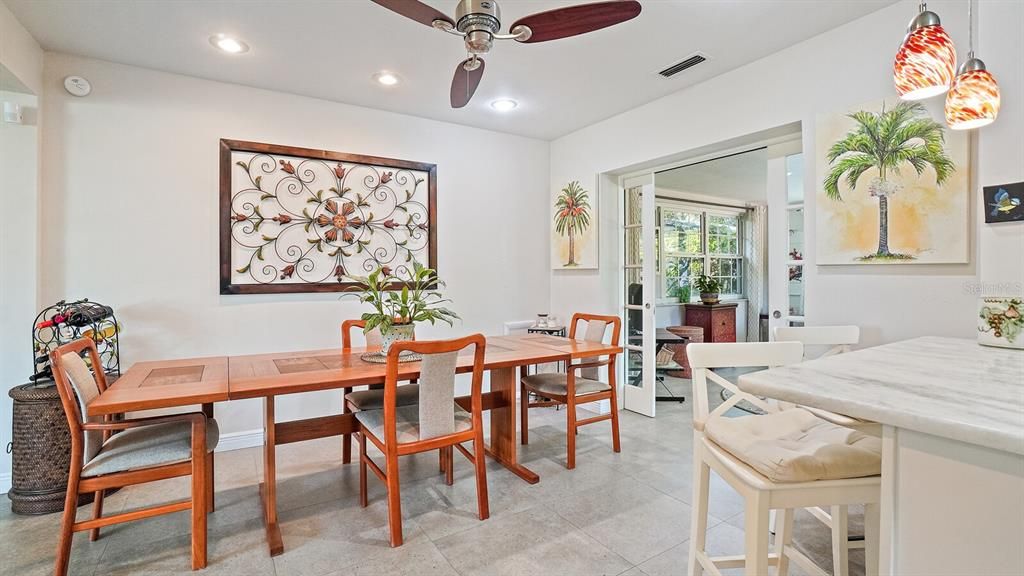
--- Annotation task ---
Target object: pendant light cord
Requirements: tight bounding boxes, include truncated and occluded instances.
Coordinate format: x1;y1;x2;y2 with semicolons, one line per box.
967;0;974;59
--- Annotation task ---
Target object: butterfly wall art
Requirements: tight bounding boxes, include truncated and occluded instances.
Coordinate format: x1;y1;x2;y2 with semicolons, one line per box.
983;182;1024;223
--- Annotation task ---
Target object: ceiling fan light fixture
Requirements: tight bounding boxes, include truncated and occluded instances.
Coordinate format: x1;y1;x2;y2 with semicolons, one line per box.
369;0;642;108
893;3;956;100
209;34;249;54
490;98;518;112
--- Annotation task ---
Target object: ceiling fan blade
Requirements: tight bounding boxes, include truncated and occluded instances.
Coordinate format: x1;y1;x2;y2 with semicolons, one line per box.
450;58;485;108
370;0;454;28
511;0;641;43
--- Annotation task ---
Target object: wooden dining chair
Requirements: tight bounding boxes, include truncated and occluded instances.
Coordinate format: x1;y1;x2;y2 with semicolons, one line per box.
520;312;621;469
686;342;881;576
357;334;489;547
772;325;872;576
50;338;217;576
341;319;420;464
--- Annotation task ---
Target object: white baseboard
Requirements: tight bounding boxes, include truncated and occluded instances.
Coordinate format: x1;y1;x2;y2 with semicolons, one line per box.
215;428;264;453
0;472;10;495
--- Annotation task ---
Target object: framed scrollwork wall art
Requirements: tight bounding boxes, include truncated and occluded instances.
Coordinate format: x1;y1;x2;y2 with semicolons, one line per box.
220;139;437;294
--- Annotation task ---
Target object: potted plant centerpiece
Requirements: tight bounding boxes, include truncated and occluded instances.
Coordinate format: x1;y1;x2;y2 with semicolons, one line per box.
694;274;721;304
345;263;458;356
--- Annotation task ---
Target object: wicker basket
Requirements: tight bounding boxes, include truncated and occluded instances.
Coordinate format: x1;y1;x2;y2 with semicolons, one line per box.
665;325;704;379
8;381;94;515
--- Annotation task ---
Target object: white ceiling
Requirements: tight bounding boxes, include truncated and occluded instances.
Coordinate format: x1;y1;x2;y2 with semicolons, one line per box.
656;148;767;202
5;0;896;140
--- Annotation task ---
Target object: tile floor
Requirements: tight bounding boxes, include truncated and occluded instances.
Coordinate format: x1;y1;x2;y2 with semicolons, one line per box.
1;387;866;576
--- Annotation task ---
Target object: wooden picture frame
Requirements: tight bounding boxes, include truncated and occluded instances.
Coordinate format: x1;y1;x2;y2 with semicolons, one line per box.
219;139;437;294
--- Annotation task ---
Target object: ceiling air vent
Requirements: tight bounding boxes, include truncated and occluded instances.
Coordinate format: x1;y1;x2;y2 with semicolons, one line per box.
658;53;707;78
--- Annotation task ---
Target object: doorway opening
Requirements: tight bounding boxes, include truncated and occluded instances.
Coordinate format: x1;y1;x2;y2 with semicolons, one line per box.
619;130;804;417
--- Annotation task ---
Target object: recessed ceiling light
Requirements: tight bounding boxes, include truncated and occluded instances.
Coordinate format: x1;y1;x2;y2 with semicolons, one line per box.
210;34;249;54
374;72;400;86
490;99;518;112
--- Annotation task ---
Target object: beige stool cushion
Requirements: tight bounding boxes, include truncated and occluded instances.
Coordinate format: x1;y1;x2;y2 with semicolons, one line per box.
704;409;881;483
356;404;472;444
521;373;610;397
345;384;420;411
82;418;220;478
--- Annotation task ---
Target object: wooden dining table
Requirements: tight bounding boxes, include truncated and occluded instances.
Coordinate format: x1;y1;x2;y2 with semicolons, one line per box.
86;332;622;557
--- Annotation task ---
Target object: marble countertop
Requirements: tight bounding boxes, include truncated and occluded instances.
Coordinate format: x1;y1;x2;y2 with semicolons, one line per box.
737;336;1024;455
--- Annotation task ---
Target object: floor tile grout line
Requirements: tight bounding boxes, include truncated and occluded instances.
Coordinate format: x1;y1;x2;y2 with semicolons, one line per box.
550;508;641;571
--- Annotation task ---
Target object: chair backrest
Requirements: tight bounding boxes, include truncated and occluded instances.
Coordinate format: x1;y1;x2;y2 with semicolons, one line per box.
49;338;109;465
385;334;486;444
341;319;384;351
568;313;622;380
686;342;804;431
773;325;859;358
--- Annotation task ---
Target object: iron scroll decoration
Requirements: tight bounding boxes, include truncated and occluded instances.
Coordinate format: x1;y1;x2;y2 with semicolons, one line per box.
220;140;437;294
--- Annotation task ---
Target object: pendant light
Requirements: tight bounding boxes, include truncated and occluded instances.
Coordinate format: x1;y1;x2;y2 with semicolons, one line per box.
945;0;1000;130
893;2;957;100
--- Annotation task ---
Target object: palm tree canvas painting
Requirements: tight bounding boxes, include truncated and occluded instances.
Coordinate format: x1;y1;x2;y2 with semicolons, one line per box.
552;180;598;269
816;99;969;264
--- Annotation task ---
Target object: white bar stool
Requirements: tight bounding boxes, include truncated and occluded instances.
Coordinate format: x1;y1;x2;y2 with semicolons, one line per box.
687;342;881;576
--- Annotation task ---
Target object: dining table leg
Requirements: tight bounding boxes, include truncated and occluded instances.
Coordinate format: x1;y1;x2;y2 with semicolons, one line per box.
202;403;216;512
259;395;284;556
484;366;539;484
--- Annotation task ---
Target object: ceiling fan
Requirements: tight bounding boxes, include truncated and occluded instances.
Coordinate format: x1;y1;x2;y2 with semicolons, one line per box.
370;0;642;108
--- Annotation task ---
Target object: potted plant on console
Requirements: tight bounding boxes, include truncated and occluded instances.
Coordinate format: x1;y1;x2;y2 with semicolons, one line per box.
694;274;721;305
345;263;459;355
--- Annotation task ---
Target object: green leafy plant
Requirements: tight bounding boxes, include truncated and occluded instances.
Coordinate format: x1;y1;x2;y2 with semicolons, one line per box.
824;101;954;260
694;274;720;294
668;283;691;303
553;180;592;267
343;263;459;334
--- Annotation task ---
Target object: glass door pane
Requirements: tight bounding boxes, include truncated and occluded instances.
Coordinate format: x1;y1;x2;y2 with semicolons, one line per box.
786;154;805;326
624;186;644;391
622;178;656;417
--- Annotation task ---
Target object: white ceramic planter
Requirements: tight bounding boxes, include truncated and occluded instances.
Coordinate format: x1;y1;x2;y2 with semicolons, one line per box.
381;323;415;354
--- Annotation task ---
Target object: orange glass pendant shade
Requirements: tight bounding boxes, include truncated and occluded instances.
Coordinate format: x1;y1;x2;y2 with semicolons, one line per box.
894;23;957;100
946;61;1001;130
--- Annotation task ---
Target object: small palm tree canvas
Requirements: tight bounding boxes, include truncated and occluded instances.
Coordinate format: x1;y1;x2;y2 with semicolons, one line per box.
816;99;969;264
552;180;597;268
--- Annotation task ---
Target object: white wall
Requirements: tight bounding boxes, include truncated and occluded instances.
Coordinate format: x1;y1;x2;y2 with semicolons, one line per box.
976;1;1024;292
0;1;43;95
40;53;550;437
0;88;38;494
550;0;1024;348
0;3;43;494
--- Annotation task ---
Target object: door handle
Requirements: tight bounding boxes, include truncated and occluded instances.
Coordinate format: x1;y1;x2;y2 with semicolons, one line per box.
772;310;782;319
644;303;651;310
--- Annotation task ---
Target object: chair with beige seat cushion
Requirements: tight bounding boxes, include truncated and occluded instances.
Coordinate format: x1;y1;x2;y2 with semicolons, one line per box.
50;338;216;576
340;319;419;463
357;335;489;547
686;342;881;576
705;408;881;483
773;325;877;575
520;312;621;470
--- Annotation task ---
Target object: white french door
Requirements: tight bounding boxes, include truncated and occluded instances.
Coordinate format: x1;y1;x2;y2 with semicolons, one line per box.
621;174;656;417
767;151;805;334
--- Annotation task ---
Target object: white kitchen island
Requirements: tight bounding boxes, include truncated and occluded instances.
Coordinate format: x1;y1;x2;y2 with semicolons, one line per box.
738;337;1024;576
